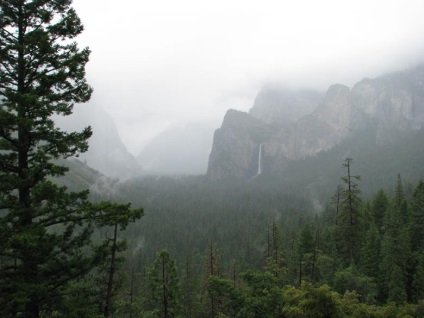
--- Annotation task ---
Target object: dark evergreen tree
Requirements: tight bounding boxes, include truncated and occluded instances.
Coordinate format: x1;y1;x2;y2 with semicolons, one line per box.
410;181;424;301
0;1;142;317
413;255;424;301
206;275;242;317
203;241;222;318
393;174;409;227
331;185;342;226
297;223;315;284
387;264;407;303
359;222;381;281
284;283;342;318
182;254;200;318
380;202;409;303
146;249;182;318
333;264;377;303
371;189;389;234
239;270;285;318
264;221;287;286
286;230;299;286
336;158;362;265
411;181;424;253
94;203;143;318
271;221;282;266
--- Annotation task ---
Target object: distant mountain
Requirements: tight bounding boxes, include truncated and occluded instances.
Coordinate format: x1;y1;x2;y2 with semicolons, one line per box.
250;87;323;125
53;158;103;191
137;122;215;175
207;64;424;180
55;103;140;180
54;158;122;200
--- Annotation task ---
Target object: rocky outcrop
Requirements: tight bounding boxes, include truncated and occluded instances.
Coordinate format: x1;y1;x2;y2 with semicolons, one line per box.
249;88;322;125
295;84;352;158
207;64;424;180
207;110;275;179
351;68;424;142
55;103;140;180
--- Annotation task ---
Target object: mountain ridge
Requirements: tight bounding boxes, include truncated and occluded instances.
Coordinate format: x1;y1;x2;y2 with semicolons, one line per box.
207;64;424;180
55;103;140;180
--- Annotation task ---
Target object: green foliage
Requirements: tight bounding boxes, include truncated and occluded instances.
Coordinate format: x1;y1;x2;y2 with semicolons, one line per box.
333;265;377;303
239;270;285;318
411;181;424;252
93;201;144;229
341;290;384;318
371;189;389;234
182;254;202;318
46;278;103;318
206;275;242;317
117;166;424;315
336;158;362;265
380;203;409;303
283;283;342;318
0;1;143;317
146;250;182;318
315;253;337;284
387;264;407;303
117;172;424;317
297;223;318;284
2;1;424;317
360;222;381;280
413;255;424;301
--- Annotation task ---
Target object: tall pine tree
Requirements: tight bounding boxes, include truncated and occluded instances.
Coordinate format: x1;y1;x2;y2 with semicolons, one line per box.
0;1;142;317
411;181;424;301
147;250;182;318
336;158;362;265
379;178;409;303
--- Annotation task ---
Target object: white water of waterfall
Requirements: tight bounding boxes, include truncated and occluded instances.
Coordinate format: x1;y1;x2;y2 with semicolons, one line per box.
257;143;263;175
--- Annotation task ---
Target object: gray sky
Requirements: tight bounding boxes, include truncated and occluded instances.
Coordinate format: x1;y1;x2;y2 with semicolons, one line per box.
72;0;424;155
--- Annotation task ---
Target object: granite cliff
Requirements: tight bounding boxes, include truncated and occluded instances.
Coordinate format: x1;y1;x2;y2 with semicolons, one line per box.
207;65;424;180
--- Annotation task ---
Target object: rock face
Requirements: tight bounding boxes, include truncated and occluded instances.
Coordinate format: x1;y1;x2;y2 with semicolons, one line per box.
207;65;424;180
295;84;352;158
207;110;274;179
249;88;322;125
55;103;140;180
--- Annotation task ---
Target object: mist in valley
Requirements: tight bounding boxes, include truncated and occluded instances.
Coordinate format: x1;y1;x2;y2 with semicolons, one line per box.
61;0;424;178
4;1;424;316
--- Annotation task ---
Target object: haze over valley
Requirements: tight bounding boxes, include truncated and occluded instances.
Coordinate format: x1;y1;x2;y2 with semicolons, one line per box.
65;63;424;180
3;1;424;317
68;0;424;177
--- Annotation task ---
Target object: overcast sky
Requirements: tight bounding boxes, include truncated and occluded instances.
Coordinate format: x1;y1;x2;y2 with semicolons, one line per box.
72;0;424;155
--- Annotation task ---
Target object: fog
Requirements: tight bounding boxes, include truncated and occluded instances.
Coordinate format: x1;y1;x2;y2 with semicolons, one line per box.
70;0;424;175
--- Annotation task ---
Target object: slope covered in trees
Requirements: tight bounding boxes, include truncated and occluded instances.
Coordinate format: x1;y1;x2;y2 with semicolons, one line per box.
100;158;424;317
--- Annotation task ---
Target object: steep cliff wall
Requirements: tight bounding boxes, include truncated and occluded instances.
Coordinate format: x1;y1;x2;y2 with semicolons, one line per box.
207;65;424;180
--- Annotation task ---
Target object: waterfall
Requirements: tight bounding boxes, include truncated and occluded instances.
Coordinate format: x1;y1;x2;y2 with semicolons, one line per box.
249;143;263;182
257;143;263;175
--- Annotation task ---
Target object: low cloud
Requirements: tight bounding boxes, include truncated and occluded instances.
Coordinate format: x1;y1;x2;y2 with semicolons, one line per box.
72;0;424;156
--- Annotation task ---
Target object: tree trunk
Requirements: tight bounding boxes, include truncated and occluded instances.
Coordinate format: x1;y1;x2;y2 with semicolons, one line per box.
104;223;118;318
162;253;169;318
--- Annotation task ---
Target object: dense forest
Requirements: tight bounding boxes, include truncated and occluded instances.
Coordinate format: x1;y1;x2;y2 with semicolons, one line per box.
89;158;424;318
6;158;424;317
2;1;424;318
